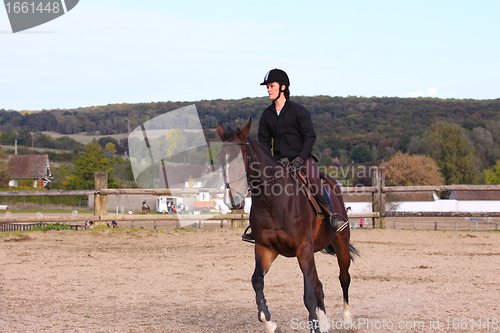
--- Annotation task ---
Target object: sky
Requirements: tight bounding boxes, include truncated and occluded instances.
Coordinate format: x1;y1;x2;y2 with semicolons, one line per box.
0;0;499;111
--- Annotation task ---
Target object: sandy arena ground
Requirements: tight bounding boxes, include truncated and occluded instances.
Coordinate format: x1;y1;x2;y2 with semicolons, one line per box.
1;227;499;332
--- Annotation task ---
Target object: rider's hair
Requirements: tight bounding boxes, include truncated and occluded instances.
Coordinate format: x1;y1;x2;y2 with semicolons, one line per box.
283;85;290;100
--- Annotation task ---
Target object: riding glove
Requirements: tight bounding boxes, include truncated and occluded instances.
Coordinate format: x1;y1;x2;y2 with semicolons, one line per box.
290;156;304;171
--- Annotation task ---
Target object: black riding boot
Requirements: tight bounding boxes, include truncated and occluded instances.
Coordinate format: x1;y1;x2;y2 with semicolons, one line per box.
242;225;255;243
317;187;349;233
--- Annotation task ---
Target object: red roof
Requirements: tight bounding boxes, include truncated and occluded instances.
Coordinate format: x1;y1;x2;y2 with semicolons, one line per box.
343;191;435;202
8;155;49;179
450;190;500;200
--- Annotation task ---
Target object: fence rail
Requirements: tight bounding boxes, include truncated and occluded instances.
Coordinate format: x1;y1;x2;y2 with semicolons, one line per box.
0;213;247;223
380;211;500;218
381;184;500;193
1;170;500;230
0;190;94;197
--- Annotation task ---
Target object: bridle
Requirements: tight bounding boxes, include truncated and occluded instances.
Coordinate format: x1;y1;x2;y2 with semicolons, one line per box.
220;140;251;209
220;139;292;208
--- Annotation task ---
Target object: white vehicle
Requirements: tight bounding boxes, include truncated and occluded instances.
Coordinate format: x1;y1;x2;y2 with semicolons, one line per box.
156;196;182;213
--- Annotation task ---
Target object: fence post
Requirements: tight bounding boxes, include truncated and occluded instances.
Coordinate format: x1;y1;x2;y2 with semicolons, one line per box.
371;166;386;228
94;171;108;226
231;209;245;228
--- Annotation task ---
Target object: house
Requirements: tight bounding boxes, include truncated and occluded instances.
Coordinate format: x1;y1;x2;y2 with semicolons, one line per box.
341;191;437;214
7;154;52;188
449;190;500;212
341;189;500;214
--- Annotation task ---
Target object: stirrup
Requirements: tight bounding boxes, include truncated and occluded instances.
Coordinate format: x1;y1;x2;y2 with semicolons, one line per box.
330;216;349;233
242;226;255;244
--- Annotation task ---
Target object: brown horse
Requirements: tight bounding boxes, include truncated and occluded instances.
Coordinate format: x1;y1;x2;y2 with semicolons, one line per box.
218;119;358;333
141;203;150;214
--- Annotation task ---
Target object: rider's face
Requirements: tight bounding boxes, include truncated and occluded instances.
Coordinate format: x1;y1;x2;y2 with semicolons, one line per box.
266;82;282;100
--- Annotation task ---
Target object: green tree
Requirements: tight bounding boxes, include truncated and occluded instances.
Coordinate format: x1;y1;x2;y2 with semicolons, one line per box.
469;127;500;168
484;161;500;184
111;156;137;188
50;163;73;190
0;130;16;145
431;123;476;184
349;143;373;164
0;147;9;188
64;142;117;190
54;136;84;151
104;142;117;154
164;129;186;157
98;137;123;154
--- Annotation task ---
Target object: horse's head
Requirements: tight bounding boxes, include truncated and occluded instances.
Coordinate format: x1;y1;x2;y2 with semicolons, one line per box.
217;118;252;210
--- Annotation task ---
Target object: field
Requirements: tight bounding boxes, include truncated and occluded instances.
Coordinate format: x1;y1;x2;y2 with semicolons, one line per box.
1;228;499;332
42;131;128;145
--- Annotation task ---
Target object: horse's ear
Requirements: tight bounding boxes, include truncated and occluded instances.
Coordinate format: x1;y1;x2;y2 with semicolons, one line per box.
240;117;252;138
217;122;226;140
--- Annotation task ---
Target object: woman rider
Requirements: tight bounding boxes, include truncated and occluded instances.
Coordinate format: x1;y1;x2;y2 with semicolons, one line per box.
242;68;348;242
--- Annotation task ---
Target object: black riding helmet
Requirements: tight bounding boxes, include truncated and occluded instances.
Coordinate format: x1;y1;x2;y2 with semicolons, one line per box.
260;69;290;101
260;68;290;86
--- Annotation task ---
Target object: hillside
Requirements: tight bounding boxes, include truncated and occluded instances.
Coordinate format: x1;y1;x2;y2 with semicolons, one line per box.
1;96;500;168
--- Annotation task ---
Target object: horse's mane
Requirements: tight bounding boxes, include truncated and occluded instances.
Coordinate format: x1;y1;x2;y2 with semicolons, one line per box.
247;136;281;167
248;137;273;158
222;127;279;166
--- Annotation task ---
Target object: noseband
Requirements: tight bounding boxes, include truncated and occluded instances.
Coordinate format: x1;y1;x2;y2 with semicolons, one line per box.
221;140;251;209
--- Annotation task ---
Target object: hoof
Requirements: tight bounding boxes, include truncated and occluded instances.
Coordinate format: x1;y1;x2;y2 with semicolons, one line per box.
343;302;352;324
260;311;279;333
317;308;330;332
343;312;352;326
258;308;271;322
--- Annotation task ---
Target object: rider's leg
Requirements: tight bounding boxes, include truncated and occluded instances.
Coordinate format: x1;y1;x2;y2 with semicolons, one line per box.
316;187;349;233
303;157;348;233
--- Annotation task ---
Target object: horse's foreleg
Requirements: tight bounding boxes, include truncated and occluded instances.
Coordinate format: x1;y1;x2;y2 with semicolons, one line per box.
252;244;280;333
332;230;352;323
297;243;328;333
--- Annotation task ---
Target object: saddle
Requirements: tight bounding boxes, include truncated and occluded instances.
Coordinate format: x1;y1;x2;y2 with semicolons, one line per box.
289;167;334;239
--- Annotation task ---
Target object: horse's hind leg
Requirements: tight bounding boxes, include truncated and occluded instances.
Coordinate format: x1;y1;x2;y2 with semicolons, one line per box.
252;244;281;333
297;243;328;333
322;174;353;322
332;229;352;323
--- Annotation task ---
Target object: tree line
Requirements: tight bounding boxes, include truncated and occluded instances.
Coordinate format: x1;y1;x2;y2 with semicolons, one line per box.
1;96;500;187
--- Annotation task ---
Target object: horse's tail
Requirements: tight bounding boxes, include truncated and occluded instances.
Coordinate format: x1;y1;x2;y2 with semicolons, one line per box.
321;243;360;262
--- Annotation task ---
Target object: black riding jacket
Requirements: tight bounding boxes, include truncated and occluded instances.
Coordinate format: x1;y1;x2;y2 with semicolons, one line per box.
258;100;316;161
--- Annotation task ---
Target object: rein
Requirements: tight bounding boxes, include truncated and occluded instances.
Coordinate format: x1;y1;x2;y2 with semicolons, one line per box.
221;140;292;195
247;161;293;193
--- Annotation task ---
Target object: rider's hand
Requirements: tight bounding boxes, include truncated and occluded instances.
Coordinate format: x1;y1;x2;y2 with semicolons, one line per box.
290;156;304;171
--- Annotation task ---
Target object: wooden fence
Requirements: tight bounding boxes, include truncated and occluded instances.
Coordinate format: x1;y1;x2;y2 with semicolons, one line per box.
1;169;500;231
